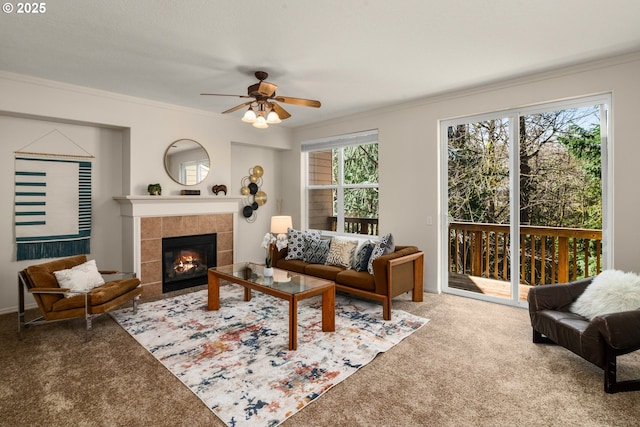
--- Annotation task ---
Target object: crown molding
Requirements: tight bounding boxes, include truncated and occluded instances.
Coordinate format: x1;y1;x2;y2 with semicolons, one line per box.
0;70;227;119
297;51;640;132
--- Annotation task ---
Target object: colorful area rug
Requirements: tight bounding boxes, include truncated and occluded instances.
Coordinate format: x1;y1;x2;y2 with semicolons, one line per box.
111;285;428;427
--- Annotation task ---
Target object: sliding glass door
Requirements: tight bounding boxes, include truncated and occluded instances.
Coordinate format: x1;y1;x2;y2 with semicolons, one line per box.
442;96;609;306
447;116;513;301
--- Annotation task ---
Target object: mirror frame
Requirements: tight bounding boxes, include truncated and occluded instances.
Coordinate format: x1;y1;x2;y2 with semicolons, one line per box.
163;139;210;186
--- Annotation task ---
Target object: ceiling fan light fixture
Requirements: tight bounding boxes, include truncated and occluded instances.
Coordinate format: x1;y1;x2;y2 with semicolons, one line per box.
241;107;257;123
202;71;320;129
266;110;281;124
252;115;268;129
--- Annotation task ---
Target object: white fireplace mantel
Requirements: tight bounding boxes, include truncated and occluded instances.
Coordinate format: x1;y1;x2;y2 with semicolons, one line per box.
113;195;241;279
113;195;244;217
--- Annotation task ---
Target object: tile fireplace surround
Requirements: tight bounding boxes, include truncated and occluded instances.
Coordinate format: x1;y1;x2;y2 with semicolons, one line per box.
114;196;241;297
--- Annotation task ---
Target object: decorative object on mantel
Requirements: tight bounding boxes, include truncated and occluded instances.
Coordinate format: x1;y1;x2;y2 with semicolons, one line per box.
211;184;227;195
180;189;200;196
147;183;162;195
240;165;267;222
14;129;93;261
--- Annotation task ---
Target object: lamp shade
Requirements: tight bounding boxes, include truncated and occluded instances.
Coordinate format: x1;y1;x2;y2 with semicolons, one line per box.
241;108;257;123
270;215;292;234
252;115;268;128
266;110;281;124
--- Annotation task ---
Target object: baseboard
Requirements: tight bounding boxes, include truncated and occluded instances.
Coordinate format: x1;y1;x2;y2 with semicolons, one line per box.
0;302;37;315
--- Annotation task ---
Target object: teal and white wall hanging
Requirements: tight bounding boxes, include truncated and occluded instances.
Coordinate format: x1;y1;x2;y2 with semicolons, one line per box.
14;129;94;261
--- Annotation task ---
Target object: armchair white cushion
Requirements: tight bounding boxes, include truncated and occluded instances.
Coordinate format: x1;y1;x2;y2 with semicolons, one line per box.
53;259;105;297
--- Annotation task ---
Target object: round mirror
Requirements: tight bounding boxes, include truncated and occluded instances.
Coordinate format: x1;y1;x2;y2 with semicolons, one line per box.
164;139;210;186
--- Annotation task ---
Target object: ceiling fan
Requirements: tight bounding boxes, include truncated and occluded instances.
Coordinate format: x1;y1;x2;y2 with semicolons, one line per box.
201;71;321;128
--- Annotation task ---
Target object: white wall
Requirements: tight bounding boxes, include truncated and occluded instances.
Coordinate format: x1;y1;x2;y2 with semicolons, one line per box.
292;53;640;294
0;72;293;314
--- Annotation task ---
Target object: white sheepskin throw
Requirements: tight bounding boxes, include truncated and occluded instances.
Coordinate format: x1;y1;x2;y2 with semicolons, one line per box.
570;269;640;320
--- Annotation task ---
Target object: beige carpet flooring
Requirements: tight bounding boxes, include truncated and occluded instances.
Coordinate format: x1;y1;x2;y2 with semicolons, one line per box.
2;287;640;427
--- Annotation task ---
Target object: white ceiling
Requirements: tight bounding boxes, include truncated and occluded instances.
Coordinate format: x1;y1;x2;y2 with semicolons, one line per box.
1;0;640;127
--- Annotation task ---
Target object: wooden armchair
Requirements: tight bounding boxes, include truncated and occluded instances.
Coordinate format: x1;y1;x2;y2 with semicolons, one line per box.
18;255;142;338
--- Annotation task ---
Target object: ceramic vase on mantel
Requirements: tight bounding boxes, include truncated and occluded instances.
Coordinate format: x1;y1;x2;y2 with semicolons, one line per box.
263;267;274;277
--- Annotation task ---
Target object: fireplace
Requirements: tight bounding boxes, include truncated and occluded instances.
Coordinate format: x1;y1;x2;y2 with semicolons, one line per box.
162;233;217;293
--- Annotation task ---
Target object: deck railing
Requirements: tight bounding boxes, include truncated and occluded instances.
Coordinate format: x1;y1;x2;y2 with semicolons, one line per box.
449;222;602;285
328;216;379;235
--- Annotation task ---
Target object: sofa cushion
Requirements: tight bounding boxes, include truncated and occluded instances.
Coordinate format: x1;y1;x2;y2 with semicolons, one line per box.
368;233;395;274
303;236;330;264
570;269;640;320
52;278;140;311
325;239;358;268
304;264;344;281
275;258;307;274
535;309;605;367
336;269;375;292
89;278;141;306
285;228;321;260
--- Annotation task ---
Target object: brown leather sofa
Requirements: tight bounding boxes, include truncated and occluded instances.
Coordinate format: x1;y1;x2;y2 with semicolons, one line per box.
273;245;424;320
527;278;640;393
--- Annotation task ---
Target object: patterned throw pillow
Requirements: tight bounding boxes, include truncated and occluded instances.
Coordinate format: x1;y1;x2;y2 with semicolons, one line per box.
325;239;358;268
367;233;395;274
285;228;321;260
303;237;331;264
352;241;375;272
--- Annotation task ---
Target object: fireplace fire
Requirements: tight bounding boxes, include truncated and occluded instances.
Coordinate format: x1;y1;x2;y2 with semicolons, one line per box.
162;233;216;293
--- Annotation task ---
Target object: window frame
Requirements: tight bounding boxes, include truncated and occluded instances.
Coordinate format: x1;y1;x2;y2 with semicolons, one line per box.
180;159;209;185
302;129;379;236
439;93;611;307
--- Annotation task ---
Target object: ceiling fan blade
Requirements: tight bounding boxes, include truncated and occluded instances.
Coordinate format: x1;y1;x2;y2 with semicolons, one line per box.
200;93;253;98
222;101;252;114
271;102;291;120
273;96;321;108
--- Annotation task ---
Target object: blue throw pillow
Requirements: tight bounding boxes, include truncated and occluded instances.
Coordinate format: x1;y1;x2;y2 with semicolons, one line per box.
303;237;331;264
352;241;375;272
367;233;395;274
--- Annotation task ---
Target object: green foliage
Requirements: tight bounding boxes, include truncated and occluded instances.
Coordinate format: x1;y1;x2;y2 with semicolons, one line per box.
555;124;602;230
333;144;379;218
558;124;601;179
343;144;378;184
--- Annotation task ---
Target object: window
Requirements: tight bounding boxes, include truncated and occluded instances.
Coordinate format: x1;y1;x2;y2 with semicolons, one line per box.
303;130;379;235
180;160;209;185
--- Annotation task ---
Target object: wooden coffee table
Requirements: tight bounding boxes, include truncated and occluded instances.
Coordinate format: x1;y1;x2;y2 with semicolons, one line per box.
207;263;335;350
